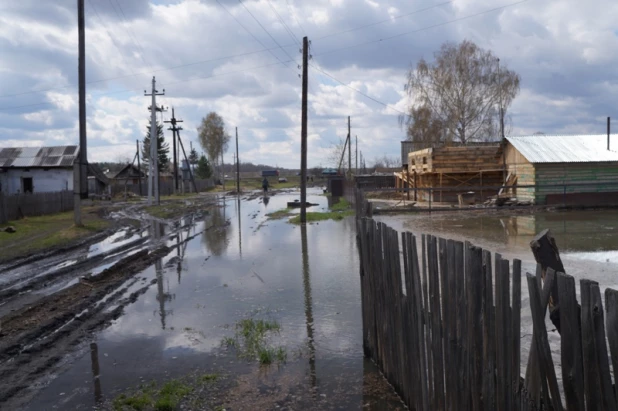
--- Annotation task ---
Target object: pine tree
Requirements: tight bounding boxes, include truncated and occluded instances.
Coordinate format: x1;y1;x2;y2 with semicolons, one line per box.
141;119;170;173
196;155;212;179
189;147;199;166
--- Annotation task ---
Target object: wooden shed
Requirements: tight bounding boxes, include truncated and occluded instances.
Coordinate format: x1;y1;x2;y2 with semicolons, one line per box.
505;134;618;205
395;143;504;203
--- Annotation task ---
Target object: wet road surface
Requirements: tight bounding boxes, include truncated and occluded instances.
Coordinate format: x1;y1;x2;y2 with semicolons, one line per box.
16;189;402;410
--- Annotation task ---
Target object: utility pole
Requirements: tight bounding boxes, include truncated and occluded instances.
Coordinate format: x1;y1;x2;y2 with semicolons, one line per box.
144;76;164;205
136;140;142;196
236;127;240;194
355;135;358;175
176;127;198;194
165;108;183;193
348;116;352;178
75;0;88;226
164;108;182;194
300;36;309;223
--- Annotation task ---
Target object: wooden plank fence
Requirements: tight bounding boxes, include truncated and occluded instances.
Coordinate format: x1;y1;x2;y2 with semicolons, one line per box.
110;178;214;198
354;188;618;410
0;191;74;224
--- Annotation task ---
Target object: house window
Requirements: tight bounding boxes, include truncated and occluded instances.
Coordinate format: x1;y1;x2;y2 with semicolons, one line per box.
422;157;427;165
22;177;33;193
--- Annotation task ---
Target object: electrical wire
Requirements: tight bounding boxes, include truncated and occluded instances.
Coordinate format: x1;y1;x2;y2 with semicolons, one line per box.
285;0;308;37
266;0;301;45
314;0;529;57
237;0;298;64
309;63;405;115
216;0;290;68
109;0;156;73
313;0;454;41
0;59;296;112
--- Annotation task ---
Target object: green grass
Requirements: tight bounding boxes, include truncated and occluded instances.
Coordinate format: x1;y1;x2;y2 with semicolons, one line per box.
289;210;354;224
221;317;286;365
0;208;111;262
265;207;294;219
200;373;218;383
112;379;193;411
144;202;189;219
330;197;351;211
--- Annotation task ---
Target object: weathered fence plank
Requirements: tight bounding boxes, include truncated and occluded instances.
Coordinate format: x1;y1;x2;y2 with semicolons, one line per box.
527;272;563;411
557;272;585;410
511;259;522;411
605;288;618;406
482;249;496;411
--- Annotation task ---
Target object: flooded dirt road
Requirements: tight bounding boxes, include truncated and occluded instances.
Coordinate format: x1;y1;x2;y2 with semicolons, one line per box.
1;189;401;410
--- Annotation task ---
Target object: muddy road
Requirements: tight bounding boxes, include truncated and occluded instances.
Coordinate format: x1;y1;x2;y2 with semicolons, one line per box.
0;189;402;410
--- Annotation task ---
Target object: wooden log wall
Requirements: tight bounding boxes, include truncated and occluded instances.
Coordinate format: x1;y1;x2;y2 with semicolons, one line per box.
355;191;618;410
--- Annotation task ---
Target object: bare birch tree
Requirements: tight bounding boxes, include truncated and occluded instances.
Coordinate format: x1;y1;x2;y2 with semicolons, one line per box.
197;112;230;176
404;40;520;144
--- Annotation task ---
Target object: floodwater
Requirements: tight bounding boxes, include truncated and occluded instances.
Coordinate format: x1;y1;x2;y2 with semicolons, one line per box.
377;208;618;378
23;189;400;410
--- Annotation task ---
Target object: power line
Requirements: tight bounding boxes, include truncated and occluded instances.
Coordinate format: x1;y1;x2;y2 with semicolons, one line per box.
285;0;308;36
0;59;296;112
109;0;156;73
314;0;529;57
266;0;301;45
216;0;290;67
314;0;454;41
87;0;144;81
0;0;524;100
238;0;298;64
309;63;405;115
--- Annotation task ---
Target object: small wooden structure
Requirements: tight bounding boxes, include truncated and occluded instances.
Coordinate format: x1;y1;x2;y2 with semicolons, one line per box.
395;143;504;203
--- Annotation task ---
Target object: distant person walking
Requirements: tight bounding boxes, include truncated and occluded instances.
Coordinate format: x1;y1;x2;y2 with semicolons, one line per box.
262;177;269;193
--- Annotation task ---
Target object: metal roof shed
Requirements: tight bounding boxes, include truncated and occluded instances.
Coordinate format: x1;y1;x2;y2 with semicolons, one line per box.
505;135;618;205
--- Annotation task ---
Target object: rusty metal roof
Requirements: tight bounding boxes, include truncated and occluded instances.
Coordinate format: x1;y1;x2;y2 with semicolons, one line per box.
506;135;618;163
0;145;79;168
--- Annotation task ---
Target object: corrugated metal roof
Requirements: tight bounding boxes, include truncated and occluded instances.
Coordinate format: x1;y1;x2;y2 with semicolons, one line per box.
506;135;618;163
0;145;79;168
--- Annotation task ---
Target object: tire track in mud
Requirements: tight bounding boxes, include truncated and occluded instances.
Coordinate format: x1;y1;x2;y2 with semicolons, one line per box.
0;213;227;408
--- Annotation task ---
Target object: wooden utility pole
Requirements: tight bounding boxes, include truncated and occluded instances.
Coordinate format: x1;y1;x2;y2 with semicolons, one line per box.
136;140;142;196
348;116;352;178
236;127;240;194
177;129;198;194
164;108;182;194
300;36;309;223
144;77;164;205
355;135;358;175
165;108;184;193
75;0;88;226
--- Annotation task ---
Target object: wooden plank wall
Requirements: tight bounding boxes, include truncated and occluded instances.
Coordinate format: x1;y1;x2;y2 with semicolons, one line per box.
408;145;503;174
505;144;536;202
535;163;618;204
355;190;618;410
0;190;74;224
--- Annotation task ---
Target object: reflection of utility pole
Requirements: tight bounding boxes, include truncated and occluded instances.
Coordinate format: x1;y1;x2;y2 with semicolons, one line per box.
237;196;242;259
355;135;358;175
236;127;240;194
90;342;102;404
348;116;351;177
300;224;317;391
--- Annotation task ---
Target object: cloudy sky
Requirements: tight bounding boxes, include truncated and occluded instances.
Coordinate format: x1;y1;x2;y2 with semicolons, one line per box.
2;0;617;168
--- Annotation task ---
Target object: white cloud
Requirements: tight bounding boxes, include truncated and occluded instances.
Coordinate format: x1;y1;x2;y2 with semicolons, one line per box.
1;0;618;168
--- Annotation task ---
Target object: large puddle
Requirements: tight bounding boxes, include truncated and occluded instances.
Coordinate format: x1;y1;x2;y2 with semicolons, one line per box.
24;189;399;410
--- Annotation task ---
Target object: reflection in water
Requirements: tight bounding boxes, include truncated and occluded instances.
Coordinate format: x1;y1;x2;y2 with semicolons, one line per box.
300;224;317;392
90;342;102;404
151;220;173;329
263;195;270;207
236;197;242;259
202;197;231;256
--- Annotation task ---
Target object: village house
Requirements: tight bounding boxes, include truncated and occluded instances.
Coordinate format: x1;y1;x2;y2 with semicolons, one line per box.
106;163;145;185
0;145;78;194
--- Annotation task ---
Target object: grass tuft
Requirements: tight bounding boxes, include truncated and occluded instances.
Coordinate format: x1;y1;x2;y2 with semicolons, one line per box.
289;210;354;224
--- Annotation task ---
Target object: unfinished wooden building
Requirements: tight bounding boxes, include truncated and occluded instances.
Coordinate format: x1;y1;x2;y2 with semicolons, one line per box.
395;143;504;204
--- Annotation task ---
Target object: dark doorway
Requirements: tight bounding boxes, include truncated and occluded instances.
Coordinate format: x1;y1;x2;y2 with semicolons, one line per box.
22;177;33;193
